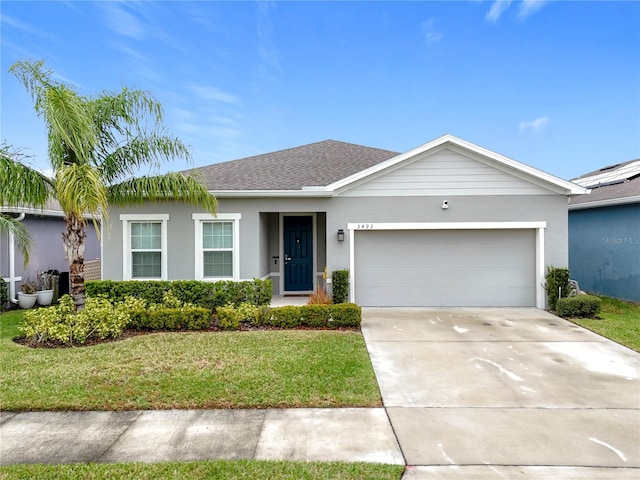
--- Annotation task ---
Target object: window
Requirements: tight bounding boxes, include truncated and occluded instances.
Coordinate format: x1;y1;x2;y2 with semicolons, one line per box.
121;214;168;280
193;213;241;280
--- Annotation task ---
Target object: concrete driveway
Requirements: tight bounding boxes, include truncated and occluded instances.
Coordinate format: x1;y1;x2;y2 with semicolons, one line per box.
362;308;640;479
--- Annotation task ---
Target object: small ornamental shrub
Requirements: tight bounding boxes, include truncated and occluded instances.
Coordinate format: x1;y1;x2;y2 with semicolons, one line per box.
0;277;8;311
556;295;602;318
301;304;328;328
21;295;131;346
308;286;332;305
254;305;273;325
330;303;361;327
217;304;241;330
270;306;303;328
545;266;571;310
331;270;349;304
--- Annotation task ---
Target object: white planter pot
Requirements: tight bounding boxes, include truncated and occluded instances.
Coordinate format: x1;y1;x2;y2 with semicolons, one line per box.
37;289;54;306
17;293;38;309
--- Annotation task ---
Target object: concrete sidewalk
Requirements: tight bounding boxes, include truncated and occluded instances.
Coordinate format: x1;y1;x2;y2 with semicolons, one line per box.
0;408;404;465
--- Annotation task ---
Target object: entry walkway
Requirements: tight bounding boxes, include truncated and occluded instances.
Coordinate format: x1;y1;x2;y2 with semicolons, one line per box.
362;307;640;479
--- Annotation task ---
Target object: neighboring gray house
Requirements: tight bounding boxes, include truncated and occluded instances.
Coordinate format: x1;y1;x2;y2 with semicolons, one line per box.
0;199;101;304
102;134;586;308
569;160;640;302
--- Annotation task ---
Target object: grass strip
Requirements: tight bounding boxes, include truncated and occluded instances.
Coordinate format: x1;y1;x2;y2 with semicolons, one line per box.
569;296;640;352
0;460;405;480
0;311;381;411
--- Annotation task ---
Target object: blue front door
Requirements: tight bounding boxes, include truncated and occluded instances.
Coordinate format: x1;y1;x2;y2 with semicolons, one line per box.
284;216;313;291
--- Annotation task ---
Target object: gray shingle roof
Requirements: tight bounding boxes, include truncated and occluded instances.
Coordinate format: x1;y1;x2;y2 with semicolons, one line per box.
570;159;640;206
183;140;399;191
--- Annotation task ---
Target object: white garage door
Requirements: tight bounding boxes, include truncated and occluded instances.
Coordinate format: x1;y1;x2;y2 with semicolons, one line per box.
354;229;536;307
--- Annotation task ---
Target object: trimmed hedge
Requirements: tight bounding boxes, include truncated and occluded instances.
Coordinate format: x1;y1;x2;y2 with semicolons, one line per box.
556;295;602;318
233;303;362;330
130;307;211;331
86;279;272;311
332;270;349;304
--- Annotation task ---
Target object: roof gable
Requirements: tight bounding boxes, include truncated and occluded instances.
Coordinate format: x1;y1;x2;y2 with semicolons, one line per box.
337;146;555;197
329;135;586;196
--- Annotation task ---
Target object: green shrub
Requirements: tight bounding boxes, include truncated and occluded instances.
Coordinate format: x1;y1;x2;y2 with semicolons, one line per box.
270;306;303;328
545;266;571;310
21;295;131;345
330;303;361;327
301;304;328;327
216;304;241;330
556;295;602;318
86;279;272;311
332;270;349;304
0;277;8;311
254;305;272;325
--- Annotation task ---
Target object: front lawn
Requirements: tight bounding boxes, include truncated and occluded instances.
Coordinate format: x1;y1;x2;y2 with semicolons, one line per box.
570;296;640;352
0;310;382;411
0;460;405;480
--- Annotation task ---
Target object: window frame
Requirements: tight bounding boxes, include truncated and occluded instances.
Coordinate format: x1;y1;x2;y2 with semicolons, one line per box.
120;214;169;280
192;213;241;281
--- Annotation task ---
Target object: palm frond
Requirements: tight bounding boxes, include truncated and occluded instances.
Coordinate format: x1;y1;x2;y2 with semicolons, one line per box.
0;213;33;265
99;134;192;184
0;145;53;207
108;172;217;214
10;60;96;168
56;163;109;232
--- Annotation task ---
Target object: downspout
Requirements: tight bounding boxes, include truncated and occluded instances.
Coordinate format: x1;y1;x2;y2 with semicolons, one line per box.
9;213;25;303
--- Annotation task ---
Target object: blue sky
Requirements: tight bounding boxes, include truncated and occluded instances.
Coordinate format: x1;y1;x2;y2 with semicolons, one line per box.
1;0;639;180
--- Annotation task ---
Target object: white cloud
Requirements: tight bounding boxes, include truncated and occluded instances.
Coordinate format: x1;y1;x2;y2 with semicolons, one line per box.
185;84;240;105
485;0;512;23
519;116;549;133
518;0;551;21
486;0;550;23
101;3;146;40
421;18;444;45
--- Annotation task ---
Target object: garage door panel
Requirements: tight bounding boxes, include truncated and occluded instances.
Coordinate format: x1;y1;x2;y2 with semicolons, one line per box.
355;229;536;307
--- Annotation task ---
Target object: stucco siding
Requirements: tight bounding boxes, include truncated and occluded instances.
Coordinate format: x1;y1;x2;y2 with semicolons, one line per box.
569;204;640;302
341;147;553;197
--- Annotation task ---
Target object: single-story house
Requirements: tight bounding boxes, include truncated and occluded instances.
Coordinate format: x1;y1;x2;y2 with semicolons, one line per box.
0;199;101;305
102;134;587;308
569;159;640;302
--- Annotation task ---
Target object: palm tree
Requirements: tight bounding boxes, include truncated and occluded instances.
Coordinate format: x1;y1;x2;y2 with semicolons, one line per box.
0;144;47;265
3;60;217;310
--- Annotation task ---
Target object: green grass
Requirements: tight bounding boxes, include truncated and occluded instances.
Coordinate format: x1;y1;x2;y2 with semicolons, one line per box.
0;310;381;411
570;296;640;352
0;460;405;480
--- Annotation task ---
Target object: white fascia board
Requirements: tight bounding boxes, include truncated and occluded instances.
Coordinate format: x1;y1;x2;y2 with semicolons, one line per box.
347;221;547;230
569;196;640;210
210;189;333;198
326;134;588;196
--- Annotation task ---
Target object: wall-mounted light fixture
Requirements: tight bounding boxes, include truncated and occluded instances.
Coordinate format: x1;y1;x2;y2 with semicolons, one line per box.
337;229;345;242
441;200;449;209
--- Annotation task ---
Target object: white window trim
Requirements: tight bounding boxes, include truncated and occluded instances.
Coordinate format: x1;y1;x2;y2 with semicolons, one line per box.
120;214;169;281
347;221;547;309
192;213;241;281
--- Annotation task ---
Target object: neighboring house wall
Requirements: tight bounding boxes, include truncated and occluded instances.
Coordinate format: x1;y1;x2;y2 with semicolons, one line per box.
0;214;100;300
569;203;640;302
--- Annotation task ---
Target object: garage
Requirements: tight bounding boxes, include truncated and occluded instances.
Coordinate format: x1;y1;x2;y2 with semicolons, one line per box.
352;225;539;307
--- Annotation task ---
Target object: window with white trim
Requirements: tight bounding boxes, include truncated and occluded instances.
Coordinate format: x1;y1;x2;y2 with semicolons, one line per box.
192;213;241;280
120;214;169;280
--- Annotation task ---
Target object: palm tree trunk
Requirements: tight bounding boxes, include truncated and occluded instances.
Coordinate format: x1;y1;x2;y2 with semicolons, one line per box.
63;213;86;311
